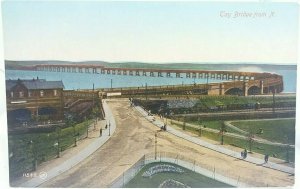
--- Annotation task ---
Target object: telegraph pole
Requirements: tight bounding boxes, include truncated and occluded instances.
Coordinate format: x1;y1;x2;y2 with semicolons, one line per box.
272;89;276;113
93;83;96;130
206;74;209;94
145;83;148;100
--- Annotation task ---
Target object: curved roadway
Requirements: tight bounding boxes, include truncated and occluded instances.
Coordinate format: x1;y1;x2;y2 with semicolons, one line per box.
40;99;293;187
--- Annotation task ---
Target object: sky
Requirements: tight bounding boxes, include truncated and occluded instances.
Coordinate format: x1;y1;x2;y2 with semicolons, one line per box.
1;1;299;64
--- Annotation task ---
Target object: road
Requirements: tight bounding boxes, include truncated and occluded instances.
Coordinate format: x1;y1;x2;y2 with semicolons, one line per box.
40;100;294;187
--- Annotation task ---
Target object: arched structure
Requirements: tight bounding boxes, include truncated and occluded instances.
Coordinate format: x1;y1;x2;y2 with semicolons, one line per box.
33;64;284;96
224;88;243;96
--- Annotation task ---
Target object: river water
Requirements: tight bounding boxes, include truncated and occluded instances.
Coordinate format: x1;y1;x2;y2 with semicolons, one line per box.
5;68;297;92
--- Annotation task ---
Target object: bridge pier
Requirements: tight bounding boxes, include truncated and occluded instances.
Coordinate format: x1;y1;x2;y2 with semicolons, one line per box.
167;72;171;77
260;80;264;94
176;73;180;78
123;70;127;75
192;73;196;78
143;71;147;76
198;73;203;78
219;83;225;95
243;81;248;96
92;68;97;74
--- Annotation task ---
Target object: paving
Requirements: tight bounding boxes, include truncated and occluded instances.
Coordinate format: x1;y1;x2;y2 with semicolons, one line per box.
134;105;295;175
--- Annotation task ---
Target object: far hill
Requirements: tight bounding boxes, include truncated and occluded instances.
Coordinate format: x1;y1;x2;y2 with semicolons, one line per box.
5;60;296;72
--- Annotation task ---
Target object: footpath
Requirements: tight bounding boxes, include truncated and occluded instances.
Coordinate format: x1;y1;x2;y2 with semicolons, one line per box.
12;99;116;187
134;106;295;175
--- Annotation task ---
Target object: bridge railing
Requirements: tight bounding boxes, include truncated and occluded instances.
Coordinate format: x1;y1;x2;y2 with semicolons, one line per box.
63;90;98;99
109;151;273;188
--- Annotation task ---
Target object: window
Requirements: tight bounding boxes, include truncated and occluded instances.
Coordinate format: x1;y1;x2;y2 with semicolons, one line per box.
53;90;57;96
19;91;24;98
40;90;44;97
10;92;13;98
28;91;32;97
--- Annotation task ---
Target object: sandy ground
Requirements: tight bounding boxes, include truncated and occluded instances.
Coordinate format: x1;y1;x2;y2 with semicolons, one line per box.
40;100;294;187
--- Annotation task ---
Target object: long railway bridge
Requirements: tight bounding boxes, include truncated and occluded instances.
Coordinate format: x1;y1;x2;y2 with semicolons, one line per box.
32;64;284;97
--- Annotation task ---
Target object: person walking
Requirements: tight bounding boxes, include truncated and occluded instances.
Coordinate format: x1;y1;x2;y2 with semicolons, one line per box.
264;154;269;163
99;128;102;137
243;149;248;159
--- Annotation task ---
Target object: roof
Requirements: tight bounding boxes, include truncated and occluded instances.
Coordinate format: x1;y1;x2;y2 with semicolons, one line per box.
6;79;64;91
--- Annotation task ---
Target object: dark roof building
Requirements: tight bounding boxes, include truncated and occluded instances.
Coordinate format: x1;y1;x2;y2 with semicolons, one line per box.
6;78;64;91
6;78;65;127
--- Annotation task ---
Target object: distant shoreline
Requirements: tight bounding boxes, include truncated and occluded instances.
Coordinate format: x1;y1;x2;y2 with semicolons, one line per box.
4;60;297;71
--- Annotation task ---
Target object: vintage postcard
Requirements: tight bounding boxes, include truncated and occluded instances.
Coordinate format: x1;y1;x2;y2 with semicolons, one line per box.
0;1;298;188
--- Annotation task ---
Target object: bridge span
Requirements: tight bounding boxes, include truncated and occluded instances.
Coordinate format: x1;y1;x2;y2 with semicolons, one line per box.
31;64;283;96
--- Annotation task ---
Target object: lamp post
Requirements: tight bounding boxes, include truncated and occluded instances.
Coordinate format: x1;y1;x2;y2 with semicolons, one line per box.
248;132;254;153
285;135;290;163
55;127;61;158
220;122;226;145
29;139;37;171
272;88;276;113
86;120;89;138
198;118;202;137
183;116;186;130
155;133;157;160
199;127;202;137
109;121;111;136
73;125;79;147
